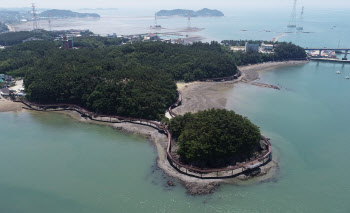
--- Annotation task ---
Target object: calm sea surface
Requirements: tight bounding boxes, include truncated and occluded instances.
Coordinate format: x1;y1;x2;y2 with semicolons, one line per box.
3;8;350;212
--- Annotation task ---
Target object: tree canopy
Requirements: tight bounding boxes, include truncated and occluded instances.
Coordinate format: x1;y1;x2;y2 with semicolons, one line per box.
230;42;306;66
73;36;128;48
0;34;306;121
0;39;238;119
169;109;261;168
0;30;60;46
23;46;178;120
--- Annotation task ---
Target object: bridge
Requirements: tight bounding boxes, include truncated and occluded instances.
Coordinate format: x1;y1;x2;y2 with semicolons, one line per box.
305;48;350;60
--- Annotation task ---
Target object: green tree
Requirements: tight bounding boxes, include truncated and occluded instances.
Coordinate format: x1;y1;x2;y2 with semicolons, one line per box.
169;109;261;168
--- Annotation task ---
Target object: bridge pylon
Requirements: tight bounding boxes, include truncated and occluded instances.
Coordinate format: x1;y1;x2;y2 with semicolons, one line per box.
342;50;348;60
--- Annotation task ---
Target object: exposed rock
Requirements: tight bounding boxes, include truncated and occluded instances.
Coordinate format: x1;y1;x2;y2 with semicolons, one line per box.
185;182;220;195
167;180;175;187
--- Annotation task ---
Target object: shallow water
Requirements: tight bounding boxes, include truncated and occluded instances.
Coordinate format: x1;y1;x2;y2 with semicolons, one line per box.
6;7;350;212
1;61;350;212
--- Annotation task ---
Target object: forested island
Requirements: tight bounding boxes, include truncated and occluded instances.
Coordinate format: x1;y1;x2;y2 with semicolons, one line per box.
0;38;237;119
169;109;262;168
39;9;100;18
0;32;306;121
0;10;22;23
0;30;308;178
156;8;224;17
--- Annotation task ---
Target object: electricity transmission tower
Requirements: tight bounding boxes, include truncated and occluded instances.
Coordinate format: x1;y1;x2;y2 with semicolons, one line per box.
287;0;297;28
48;13;52;31
187;12;191;29
296;6;304;31
32;3;39;30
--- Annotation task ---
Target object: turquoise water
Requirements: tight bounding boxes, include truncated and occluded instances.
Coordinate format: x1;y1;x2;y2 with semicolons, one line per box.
1;62;350;212
5;7;350;213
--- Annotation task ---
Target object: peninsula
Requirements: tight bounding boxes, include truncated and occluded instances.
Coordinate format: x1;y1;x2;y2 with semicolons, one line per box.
156;8;224;17
0;31;307;194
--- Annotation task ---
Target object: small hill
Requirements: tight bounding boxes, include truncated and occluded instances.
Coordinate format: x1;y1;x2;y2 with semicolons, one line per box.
195;8;224;17
169;109;261;168
156;8;224;17
39;9;100;18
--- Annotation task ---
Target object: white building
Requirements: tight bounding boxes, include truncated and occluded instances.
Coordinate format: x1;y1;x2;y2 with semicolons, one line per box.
261;43;274;51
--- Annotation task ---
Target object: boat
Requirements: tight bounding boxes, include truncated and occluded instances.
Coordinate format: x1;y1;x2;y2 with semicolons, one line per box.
150;25;163;29
345;76;349;79
336;71;341;74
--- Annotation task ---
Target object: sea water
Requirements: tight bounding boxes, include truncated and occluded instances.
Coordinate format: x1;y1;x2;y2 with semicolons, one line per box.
5;7;350;212
1;62;349;212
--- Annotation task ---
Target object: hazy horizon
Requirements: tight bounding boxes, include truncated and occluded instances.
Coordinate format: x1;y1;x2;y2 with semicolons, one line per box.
0;0;349;11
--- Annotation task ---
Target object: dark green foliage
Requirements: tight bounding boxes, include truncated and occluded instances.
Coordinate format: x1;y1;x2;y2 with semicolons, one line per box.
1;37;304;121
127;41;237;81
24;47;178;120
1;39;238;120
73;36;128;48
0;30;60;46
231;42;306;66
0;40;58;76
169;109;261;168
274;42;307;59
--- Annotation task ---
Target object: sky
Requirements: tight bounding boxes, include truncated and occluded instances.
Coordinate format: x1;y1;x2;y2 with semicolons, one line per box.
0;0;349;11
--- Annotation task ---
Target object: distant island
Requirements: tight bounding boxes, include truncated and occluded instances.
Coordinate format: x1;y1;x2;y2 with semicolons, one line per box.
39;9;100;18
156;8;224;17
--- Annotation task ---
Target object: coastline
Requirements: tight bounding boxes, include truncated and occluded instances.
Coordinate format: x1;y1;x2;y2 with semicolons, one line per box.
0;97;24;112
173;60;309;115
0;60;307;195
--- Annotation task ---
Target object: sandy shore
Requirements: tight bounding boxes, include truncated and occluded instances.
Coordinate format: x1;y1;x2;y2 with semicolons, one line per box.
55;109;278;195
239;60;309;82
1;60;306;195
173;60;308;116
52;61;305;195
0;96;24;112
